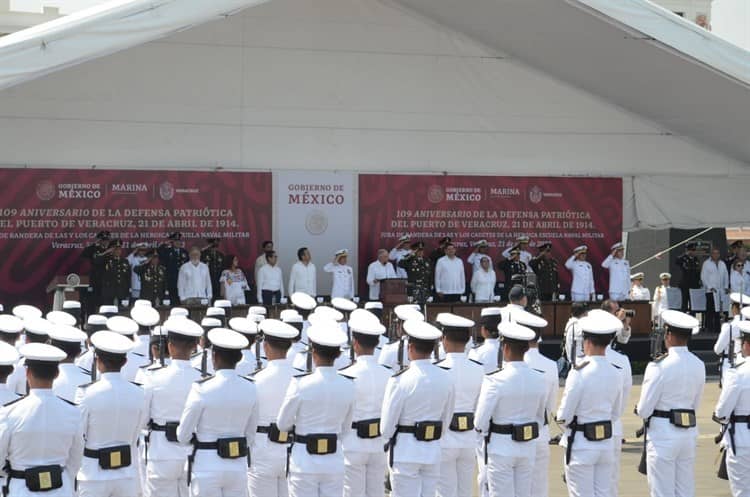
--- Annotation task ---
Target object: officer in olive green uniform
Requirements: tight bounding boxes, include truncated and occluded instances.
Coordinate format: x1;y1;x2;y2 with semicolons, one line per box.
201;238;225;301
134;249;167;305
81;230;111;314
398;241;433;304
529;243;559;301
675;242;702;312
97;239;131;306
158;233;189;304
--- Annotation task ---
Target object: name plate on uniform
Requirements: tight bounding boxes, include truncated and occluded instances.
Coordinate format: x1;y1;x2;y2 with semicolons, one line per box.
39;472;52;490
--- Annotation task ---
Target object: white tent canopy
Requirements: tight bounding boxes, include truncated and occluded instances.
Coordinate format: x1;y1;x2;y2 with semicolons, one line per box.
0;0;748;230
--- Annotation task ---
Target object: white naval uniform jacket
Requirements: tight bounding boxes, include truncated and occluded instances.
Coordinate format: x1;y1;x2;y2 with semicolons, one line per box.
605;346;633;439
601;255;630;298
715;316;743;367
277;366;355;475
380;359;456;465
474;361;547;458
252;359;296;442
122;335;150;383
469;339;500;374
565;256;595;298
143;360;202;462
176;369;259;472
324;263;355;300
715;361;750;451
435;353;484;449
338;355;392;454
0;389;84;496
636;346;705;442
76;372;148;482
556;356;623;452
53;363;91;404
0;384;19;405
378;338;409;371
524;348;559;430
389;248;410;279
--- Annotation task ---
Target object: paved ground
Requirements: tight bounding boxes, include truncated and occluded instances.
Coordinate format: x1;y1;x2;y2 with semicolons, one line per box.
542;377;732;497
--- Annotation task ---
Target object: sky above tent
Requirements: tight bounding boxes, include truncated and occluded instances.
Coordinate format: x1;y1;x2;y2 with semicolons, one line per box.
8;0;750;51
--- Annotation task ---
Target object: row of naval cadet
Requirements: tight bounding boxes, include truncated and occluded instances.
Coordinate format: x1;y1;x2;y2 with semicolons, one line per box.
0;287;745;497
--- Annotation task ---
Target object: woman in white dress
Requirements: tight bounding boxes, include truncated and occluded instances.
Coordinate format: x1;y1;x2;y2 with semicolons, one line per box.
219;255;250;305
729;260;748;294
471;256;496;302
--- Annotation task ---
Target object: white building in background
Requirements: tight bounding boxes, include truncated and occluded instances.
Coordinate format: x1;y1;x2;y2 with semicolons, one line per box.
651;0;714;28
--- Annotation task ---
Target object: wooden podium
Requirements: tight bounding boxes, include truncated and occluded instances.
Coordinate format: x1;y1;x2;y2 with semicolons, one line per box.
380;278;408;304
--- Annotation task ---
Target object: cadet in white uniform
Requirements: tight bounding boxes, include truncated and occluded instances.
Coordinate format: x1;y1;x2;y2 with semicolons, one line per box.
714;320;750;497
715;295;747;381
565;246;595;302
277;323;355;497
338;317;392;497
177;328;259;497
0;343;84;497
601;243;630;302
381;320;455;497
556;312;624;497
76;314;108;373
652;273;673;322
230;317;263;376
191;316;223;377
377;305;423;371
0;341;19;405
434;314;484;497
49;325;89;403
142;317;203;497
519;311;557;497
475;321;547;497
636;310;705;497
107;316;150;383
248;319;299;497
324;250;356;300
75;331;148;497
468;308;503;374
9;316;54;396
0;315;26;396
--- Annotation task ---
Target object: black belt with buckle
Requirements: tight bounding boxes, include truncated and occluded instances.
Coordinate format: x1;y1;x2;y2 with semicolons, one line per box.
84;445;132;470
489;422;539;442
352;418;381;439
294;433;337;455
652;409;696;428
149;420;179;442
257;424;291;443
396;421;443;442
8;465;64;492
449;413;474;432
731;414;750;423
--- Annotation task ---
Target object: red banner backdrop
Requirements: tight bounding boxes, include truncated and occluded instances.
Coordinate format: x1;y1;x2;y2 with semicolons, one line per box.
0;169;271;308
358;175;622;297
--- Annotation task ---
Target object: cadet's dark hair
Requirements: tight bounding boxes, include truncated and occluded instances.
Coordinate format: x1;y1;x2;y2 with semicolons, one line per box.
51;340;81;361
741;333;750;345
168;333;198;347
24;333;47;344
571;302;589;318
297;247;308;261
97;351;127;371
213;347;242;367
265;335;293;353
262;240;273;249
583;332;614;348
312;343;341;362
0;365;13;381
410;338;435;355
353;332;379;349
503;338;530;356
480;315;501;338
26;361;59;381
443;327;471;344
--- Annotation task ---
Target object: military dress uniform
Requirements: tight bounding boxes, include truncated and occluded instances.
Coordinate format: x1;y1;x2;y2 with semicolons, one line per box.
377;305;423;371
636;310;705;497
714;320;750;497
98;251;132;306
248;320;300;497
433;314;484;497
106;316;150;383
158;236;189;305
675;248;701;312
135;259;167;306
468;308;503;374
338;318;392;497
201;244;225;301
529;247;559;301
398;247;433;304
565;246;595;302
497;256;527;301
601;243;630;302
141;318;202;497
81;233;110;313
177;329;259;497
556;312;624;497
0;343;84;497
380;321;455;497
75;331;148;497
277;324;355;497
49;326;89;403
0;342;19;405
475;322;547;497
